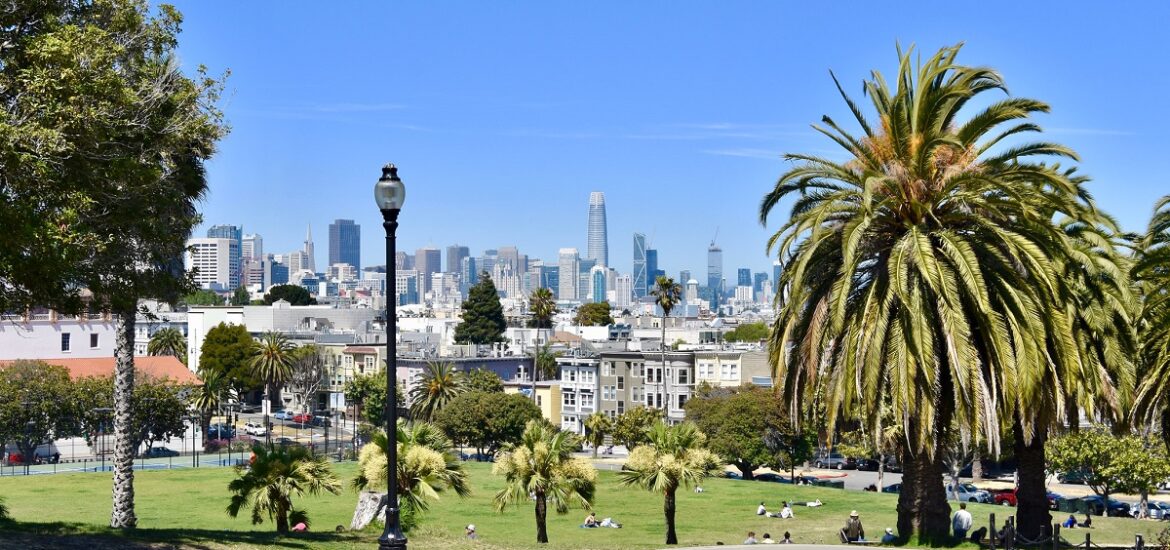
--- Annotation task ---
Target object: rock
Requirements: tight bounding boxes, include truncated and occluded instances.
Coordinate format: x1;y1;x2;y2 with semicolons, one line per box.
351;491;388;530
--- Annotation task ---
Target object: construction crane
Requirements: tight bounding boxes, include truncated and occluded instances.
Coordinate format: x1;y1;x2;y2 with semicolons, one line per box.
710;227;720;248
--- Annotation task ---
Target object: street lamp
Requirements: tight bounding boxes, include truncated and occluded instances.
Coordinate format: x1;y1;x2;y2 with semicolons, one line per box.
375;163;407;550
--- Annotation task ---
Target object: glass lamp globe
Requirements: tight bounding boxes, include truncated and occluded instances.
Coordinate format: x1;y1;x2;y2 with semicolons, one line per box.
374;163;406;211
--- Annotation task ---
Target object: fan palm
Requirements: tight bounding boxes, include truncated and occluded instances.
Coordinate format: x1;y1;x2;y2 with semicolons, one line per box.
353;420;470;515
408;362;466;421
583;412;612;458
191;369;232;449
147;327;187;360
493;420;597;544
226;443;341;532
250;332;295;435
651;276;682;420
759;43;1111;540
529;287;557;329
618;421;720;545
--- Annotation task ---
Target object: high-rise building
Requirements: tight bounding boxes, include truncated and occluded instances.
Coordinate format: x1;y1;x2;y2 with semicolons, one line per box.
303;224;316;274
773;260;782;292
753;272;768;293
707;244;723;309
578;258;596;301
185;237;239;291
633;233;647;299
558;248;580;302
415;247;441;295
328;219;361;270
587;192;608;267
498;246;522;272
241;233;262;261
478;249;498;280
395;270;419;305
541;266;560;298
269;260;289;286
738;268;751;287
590;265;608;304
645;249;658;287
679;270;691;285
395;251;413;271
685;278;699;303
286;250;309;274
460;256;477;294
614;274;633;309
206;224;242;286
446;245;469;275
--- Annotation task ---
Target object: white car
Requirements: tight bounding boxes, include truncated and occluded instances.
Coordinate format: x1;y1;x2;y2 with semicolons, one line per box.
946;482;992;503
243;421;267;436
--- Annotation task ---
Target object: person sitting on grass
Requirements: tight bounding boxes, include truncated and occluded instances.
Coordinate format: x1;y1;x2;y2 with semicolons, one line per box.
781;531;794;544
1080;514;1092;528
466;524;478;539
805;499;823;507
758;502;768;516
584;512;599;528
600;516;622;528
842;510;865;542
881;527;897;544
744;531;759;544
761;532;776;544
780;502;795;519
1062;514;1077;529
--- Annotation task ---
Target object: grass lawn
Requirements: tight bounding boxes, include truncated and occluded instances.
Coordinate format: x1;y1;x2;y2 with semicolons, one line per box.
0;461;1164;549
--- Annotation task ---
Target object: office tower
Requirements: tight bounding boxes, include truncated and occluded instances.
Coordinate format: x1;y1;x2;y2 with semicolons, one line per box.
303;224;316;274
578;258;596;301
492;261;523;299
738;268;751;287
329;263;357;282
735;285;753;303
478;249;498;279
286;250;308;273
328;219;361;270
645;249;658;286
498;246;521;272
760;280;774;304
244;259;264;287
395;251;414;271
773;260;782;289
587;192;608;267
707;244;723;309
242;233;262;261
541;266;560;298
185;237;239;290
395;270;419;305
206;225;242;285
614;274;633;309
679;270;691;285
590;265;608;304
415;246;441;294
753;272;768;293
269;260;289;286
446;245;470;275
632;233;647;299
558;248;580;302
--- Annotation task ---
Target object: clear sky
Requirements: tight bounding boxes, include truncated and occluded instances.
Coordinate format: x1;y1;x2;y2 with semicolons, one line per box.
174;1;1170;279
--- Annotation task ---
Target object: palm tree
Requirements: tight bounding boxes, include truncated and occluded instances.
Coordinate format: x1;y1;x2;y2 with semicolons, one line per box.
529;287;557;329
1134;196;1170;440
651;276;682;421
493;420;597;544
583;412;612;458
529;343;559;403
227;443;342;532
250;332;296;441
354;420;471;515
618;421;720;545
190;369;232;449
408;362;466;421
759;44;1112;540
147;327;187;360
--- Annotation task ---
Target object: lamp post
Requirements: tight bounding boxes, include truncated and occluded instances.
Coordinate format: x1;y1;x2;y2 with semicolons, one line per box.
375;163;407;550
186;414;201;468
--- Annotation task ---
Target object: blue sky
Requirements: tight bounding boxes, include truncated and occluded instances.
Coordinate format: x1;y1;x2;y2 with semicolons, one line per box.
175;1;1169;279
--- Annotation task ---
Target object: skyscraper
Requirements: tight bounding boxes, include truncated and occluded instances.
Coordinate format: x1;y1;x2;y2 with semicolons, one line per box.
587;192;608;267
738;268;751;287
633;233;647;298
328;219;361;270
773;260;782;291
645;249;661;284
242;233;262;261
207;224;242;287
303;224;316;274
415;246;441;295
446;245;469;275
707;244;723;309
185;237;239;290
614;274;633;309
753;272;768;293
558;248;580;302
679;270;691;285
590;265;607;304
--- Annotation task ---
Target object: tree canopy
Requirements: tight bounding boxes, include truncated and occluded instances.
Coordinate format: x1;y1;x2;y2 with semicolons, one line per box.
453;274;506;344
722;322;769;343
434;391;542;456
464;369;504;394
199;323;260;397
573;301;613;326
263;284;316;306
684;384;784;479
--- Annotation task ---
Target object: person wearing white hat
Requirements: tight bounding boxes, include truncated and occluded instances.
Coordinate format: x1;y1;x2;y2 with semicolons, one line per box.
841;510;865;542
465;524;478;540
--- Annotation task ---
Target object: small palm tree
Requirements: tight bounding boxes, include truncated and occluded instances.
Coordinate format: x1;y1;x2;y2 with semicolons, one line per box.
408;362;466;421
250;332;295;423
651;276;682;419
226;443;341;532
191;369;232;448
583;412;612;458
493;420;597;544
529;287;557;329
354;420;470;515
147;327;187;360
618;421;720;545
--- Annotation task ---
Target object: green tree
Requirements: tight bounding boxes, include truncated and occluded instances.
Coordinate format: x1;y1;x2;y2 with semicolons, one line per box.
263;284;316;306
573;301;613;326
408;362;466;422
618;422;721;545
435;392;543;456
722;322;769;343
763;423;819;483
652;277;682;418
344;369;402;426
493;420;597;544
230;286;251;306
464;368;504;394
612;406;660;450
453;273;507;344
528;287;558;329
759;44;1121;541
583;412;612;458
74;374;189;455
250;332;296;430
183;289;223;306
199;323;260;403
684;385;782;480
0;361;81;466
354;420;470;519
1113;438;1170;518
1046;430;1132;513
226;443;341;533
147;327;187;360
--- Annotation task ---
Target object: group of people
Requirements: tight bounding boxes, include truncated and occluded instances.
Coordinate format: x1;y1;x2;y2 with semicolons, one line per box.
757;501;796;519
582;512;622;529
743;530;794;544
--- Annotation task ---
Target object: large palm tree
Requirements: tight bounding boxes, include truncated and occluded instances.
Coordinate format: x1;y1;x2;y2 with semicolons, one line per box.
651;276;682;421
493;420;597;544
618;421;720;545
353;419;471;515
408;362;466;421
227;443;341;532
250;332;296;440
529;287;557;330
1134;196;1170;443
583;412;612;458
147;327;187;360
759;44;1110;540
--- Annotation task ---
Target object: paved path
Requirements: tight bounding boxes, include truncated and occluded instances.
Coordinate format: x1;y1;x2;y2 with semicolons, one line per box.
678;545;859;549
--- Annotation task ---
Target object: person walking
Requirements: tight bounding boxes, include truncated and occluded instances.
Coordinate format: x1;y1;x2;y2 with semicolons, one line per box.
953;502;973;539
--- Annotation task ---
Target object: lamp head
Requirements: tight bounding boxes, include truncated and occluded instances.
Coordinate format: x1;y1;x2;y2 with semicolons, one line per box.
374;163;406;211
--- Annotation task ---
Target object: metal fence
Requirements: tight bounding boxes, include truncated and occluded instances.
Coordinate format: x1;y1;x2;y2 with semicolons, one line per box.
984;512;1150;550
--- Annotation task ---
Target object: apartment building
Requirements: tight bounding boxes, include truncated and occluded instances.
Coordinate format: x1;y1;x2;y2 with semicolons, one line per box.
555;351;599;434
693;349;772;388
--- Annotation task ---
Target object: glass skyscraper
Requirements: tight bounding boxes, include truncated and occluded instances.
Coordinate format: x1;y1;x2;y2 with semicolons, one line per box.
633;233;647;298
738;268;751;287
707;244;722;309
328;219;361;271
206;224;242;289
587;192;608;267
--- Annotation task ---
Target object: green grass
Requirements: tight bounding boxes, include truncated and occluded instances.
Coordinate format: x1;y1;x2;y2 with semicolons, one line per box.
0;462;1164;549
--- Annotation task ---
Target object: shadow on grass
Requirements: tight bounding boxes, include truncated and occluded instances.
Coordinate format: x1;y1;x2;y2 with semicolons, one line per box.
0;519;378;549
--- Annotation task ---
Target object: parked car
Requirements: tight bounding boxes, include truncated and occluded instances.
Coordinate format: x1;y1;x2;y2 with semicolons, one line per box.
292;413;313;425
722;471;742;480
856;458;881;471
140;447;179;458
1130;501;1170;519
207;423;235;439
1057;469;1090;484
239;403;261;413
754;473;787;483
813;451;857;470
946;482;993;503
993;488;1061;508
882;483;902;494
275;437;299;447
1081;495;1131;517
310;416;332;428
273;410;293;421
243;421;267;436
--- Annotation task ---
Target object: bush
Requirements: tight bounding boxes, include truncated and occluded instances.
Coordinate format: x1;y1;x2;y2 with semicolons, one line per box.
0;496;8;520
204;439;228;452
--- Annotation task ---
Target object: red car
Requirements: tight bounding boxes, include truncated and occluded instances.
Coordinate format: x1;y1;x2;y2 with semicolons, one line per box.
993;488;1062;510
292;413;313;424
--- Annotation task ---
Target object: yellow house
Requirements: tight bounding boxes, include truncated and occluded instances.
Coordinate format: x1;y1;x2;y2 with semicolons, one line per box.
504;381;561;426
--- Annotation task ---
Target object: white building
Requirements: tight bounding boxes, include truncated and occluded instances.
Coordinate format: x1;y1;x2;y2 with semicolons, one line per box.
242;233;263;261
556;351;599;435
185;237;239;291
330;263;358;282
613;274;633;309
558;248;580;303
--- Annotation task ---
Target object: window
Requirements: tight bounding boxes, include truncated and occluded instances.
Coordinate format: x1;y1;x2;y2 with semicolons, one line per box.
563;392;576;407
678;395;688;409
729;365;739;380
537;395;542;406
364;356;375;373
617;376;624;390
655;393;662;408
582;370;594;384
678;369;688;385
602;362;613;377
646;394;654;407
602;386;615;400
61;333;71;352
617;400;625;414
90;333;99;349
580;391;594;408
721;364;732;380
632;387;642;402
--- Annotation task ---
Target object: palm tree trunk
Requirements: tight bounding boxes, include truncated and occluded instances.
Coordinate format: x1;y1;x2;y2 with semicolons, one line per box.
535;492;548;543
110;308;138;528
972;447;983;481
661;319;668;423
896;418;950;542
1015;415;1051;541
276;499;290;533
665;486;678;544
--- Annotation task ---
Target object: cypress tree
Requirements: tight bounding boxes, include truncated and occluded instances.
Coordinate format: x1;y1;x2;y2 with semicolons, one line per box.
454;273;507;344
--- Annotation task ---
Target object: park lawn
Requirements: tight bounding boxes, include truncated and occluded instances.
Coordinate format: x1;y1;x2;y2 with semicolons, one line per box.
0;461;1163;549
